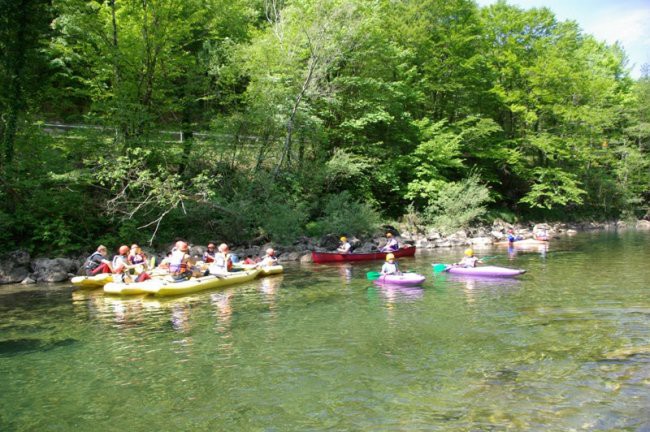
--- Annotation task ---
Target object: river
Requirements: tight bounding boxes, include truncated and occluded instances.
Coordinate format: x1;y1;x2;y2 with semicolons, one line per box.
1;230;648;430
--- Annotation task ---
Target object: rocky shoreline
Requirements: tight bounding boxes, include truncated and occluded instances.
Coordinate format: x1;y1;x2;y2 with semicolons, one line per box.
2;219;648;285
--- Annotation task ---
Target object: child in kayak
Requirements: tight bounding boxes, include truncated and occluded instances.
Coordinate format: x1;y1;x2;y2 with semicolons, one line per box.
258;248;278;267
380;253;401;275
456;249;481;268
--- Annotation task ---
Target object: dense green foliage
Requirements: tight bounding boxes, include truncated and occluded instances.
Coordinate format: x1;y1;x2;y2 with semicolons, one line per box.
0;0;648;255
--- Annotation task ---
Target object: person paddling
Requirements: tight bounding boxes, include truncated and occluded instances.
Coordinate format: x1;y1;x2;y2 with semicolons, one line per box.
380;253;401;275
337;236;352;253
381;232;399;252
455;249;481;268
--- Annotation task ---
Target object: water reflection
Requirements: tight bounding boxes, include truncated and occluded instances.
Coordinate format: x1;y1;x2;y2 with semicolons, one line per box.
378;285;424;303
72;290;148;327
337;264;353;284
507;243;548;259
435;273;521;304
210;291;233;328
170;303;192;334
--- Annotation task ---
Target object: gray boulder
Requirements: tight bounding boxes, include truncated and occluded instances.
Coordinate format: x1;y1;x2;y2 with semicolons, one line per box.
0;261;30;284
31;258;78;283
10;250;31;266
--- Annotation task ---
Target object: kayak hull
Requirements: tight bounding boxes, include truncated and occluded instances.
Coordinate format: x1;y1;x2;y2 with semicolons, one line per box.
71;273;113;289
373;273;426;286
234;264;284;275
445;265;525;277
260;265;283;276
312;246;416;264
155;269;260;296
104;269;261;297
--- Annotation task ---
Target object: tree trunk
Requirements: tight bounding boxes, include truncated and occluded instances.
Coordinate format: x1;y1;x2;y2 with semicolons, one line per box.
274;56;317;176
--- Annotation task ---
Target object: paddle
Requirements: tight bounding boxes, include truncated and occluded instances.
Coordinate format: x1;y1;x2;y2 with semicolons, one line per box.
432;263;449;273
366;271;381;280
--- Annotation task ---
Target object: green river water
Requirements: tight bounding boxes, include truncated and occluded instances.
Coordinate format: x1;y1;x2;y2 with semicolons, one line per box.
1;231;649;431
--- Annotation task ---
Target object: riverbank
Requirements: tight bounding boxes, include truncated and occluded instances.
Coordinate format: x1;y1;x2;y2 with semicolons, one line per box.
1;219;649;285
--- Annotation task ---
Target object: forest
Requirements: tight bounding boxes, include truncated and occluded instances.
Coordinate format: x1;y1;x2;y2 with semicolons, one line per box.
0;0;648;255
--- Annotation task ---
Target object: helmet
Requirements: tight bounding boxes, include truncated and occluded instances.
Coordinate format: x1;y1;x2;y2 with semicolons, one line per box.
340;236;347;242
119;245;129;255
386;253;395;261
386;232;393;237
218;243;229;252
464;248;474;257
266;248;275;255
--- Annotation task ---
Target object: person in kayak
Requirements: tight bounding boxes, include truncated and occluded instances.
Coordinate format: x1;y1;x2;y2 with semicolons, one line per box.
337;236;352;253
112;245;135;283
82;245;112;276
533;226;549;241
258;248;278;267
208;243;233;275
456;249;481;268
128;244;148;269
168;241;195;281
127;244;152;282
203;242;217;263
381;232;399;252
507;229;523;243
380;253;401;275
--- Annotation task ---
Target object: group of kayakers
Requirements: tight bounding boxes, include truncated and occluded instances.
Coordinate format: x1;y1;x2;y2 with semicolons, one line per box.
82;244;152;283
82;241;278;283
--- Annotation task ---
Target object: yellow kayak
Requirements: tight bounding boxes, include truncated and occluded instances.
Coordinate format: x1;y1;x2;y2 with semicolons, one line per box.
260;265;283;276
104;269;261;297
103;280;155;296
70;273;113;289
234;263;284;276
153;269;260;297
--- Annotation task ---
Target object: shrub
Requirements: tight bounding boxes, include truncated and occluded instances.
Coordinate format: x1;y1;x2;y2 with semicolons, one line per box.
312;191;381;237
425;174;492;234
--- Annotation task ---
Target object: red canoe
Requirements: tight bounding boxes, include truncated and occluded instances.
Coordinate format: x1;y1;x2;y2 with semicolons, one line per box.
311;246;416;264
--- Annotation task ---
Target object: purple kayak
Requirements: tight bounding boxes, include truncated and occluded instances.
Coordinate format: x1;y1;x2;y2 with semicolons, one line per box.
445;265;525;278
374;272;426;286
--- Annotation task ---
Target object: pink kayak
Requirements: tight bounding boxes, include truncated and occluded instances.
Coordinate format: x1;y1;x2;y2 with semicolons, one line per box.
374;272;426;286
444;265;525;277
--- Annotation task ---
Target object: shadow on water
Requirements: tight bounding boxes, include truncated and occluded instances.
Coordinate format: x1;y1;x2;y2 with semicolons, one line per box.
0;337;78;357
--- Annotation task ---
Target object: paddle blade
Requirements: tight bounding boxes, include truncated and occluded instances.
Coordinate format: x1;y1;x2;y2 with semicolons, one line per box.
432;263;447;273
366;271;381;281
